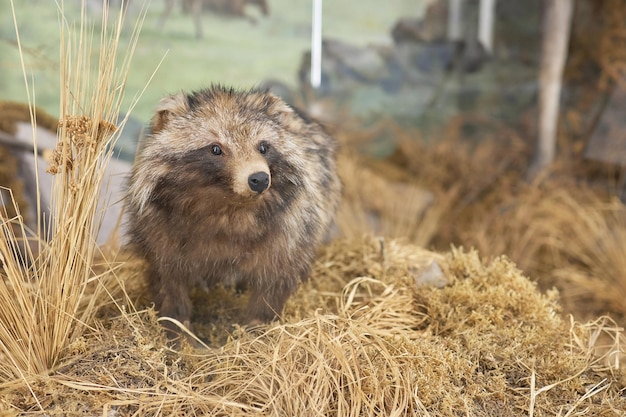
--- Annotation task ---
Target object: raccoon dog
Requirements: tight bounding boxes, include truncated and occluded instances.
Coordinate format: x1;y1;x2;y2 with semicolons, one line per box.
126;85;341;337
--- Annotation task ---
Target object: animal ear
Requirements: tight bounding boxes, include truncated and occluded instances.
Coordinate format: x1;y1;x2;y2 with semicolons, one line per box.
264;93;320;129
151;92;189;134
264;93;295;117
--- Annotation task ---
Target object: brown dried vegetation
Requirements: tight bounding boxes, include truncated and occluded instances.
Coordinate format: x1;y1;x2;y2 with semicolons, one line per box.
2;239;626;416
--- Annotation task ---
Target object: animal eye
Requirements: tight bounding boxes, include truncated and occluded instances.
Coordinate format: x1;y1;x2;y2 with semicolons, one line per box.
258;142;269;154
211;144;223;155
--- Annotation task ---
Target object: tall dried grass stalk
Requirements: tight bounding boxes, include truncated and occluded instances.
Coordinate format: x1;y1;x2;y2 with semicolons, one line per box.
0;0;144;380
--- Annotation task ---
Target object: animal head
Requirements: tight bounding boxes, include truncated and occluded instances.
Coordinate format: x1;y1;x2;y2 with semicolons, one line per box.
129;86;321;214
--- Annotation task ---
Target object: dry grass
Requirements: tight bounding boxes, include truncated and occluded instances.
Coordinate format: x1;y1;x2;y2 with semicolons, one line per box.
0;0;144;380
453;179;626;322
459;180;569;276
352;115;626;325
1;238;625;416
335;154;439;246
374;116;530;250
544;192;626;320
569;0;626;90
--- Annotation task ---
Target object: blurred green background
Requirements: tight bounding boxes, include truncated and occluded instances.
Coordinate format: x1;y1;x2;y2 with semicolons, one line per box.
1;0;426;122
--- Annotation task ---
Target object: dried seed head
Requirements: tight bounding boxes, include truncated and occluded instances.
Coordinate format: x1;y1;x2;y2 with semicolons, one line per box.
59;115;116;148
47;116;117;174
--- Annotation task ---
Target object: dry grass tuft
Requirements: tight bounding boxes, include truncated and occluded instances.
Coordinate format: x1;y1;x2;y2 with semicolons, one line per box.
0;0;144;381
544;193;626;320
355;115;626;327
459;180;571;275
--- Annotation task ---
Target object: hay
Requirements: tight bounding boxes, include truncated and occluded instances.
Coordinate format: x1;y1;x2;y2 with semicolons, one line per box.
1;237;624;416
363;117;530;251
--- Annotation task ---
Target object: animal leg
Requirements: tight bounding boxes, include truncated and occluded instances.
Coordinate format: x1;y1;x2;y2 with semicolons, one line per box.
246;281;294;324
151;270;194;340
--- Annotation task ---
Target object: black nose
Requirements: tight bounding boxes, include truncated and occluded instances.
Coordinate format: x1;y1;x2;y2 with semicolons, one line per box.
248;171;270;193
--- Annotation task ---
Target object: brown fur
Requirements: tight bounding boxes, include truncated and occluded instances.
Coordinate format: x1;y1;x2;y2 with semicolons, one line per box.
126;85;340;338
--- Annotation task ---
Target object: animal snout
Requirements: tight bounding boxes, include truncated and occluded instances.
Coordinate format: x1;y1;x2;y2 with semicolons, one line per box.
248;171;270;193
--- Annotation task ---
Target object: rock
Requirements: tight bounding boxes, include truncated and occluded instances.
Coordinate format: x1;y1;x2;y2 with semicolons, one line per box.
323;39;388;82
391;0;448;44
293;0;541;131
411;260;447;288
299;38;389;94
391;18;424;44
392;41;455;77
13;122;131;245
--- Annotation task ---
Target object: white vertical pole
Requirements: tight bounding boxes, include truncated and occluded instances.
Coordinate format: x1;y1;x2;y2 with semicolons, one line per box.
448;0;463;41
311;0;322;88
531;0;574;176
478;0;496;53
